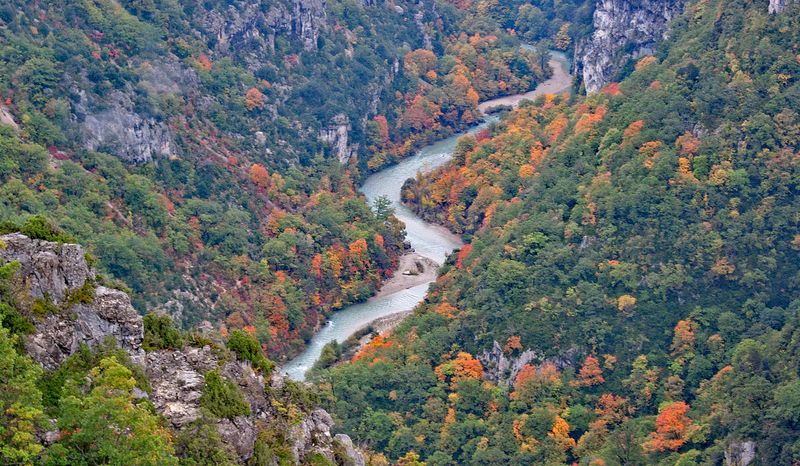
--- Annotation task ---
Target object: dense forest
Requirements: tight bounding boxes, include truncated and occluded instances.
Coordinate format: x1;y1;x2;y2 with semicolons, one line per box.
320;0;800;464
0;0;556;359
2;0;800;464
0;231;338;464
0;0;605;464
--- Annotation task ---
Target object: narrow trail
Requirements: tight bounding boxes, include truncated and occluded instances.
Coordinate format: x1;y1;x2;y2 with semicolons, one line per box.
281;50;573;381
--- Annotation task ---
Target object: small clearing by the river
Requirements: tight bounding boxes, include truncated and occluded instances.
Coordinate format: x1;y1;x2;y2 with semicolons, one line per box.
373;253;439;299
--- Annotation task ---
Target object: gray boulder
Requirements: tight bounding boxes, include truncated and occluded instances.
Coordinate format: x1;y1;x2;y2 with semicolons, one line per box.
0;234;144;370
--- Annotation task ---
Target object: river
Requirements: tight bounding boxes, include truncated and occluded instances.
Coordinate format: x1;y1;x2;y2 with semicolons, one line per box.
281;50;572;381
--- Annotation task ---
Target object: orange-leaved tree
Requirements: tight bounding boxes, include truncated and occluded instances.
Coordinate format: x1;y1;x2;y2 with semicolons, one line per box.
249;163;269;188
245;87;265;110
644;401;697;452
571;354;605;387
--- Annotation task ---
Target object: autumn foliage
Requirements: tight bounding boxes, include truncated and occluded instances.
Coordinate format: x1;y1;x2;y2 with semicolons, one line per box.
644;401;697;452
245;87;265;110
572;355;605;387
247;163;268;185
435;352;483;387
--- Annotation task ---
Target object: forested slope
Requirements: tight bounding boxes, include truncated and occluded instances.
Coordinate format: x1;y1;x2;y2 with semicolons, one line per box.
0;0;552;358
322;1;800;464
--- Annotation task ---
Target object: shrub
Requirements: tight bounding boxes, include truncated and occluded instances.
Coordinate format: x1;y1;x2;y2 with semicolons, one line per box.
175;412;239;466
226;329;274;375
200;370;250;419
19;215;74;243
306;452;335;466
249;430;294;466
64;280;96;308
31;295;59;317
143;313;183;351
39;338;150;413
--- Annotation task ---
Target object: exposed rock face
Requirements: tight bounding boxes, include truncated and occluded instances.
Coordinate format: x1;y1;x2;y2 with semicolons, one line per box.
146;350;358;463
335;434;366;466
770;0;795;13
145;347;292;460
137;58;199;96
290;408;333;458
479;341;540;386
319;113;357;163
578;0;685;93
192;0;327;69
145;347;217;427
1;233;363;464
0;104;19;131
0;233;144;369
66;56;193;164
75;88;175;163
0;233;93;305
26;287;145;370
479;340;580;386
725;440;756;466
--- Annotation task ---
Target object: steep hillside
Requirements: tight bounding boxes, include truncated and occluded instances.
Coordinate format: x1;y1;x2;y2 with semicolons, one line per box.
0;0;550;358
322;1;800;464
577;0;686;93
0;230;364;465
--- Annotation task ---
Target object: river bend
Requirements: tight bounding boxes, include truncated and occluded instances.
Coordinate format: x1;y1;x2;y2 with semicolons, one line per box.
281;51;571;380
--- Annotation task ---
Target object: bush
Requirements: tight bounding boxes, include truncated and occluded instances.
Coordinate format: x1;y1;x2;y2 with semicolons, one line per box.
175;412;239;466
19;215;74;243
226;329;274;375
143;313;183;351
200;370;251;419
39;338;150;413
0;221;20;236
64;280;96;307
30;295;59;317
248;430;295;466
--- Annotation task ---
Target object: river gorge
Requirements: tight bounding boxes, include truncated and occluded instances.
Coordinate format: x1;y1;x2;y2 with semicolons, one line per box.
282;50;572;381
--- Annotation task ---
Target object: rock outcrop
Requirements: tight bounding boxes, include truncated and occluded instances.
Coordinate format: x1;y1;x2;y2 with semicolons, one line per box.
578;0;685;93
26;287;146;370
0;233;144;369
0;233;93;305
0;233;364;464
479;340;580;386
319;113;357;163
770;0;796;13
66;55;194;164
192;0;327;69
725;440;756;466
133;331;364;463
0;104;19;131
75;88;176;164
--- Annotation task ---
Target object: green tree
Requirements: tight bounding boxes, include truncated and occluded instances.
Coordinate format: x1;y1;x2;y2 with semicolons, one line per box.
43;356;178;465
0;326;45;465
226;329;274;374
372;195;394;222
175;411;239;466
199;370;251;420
143;313;183;351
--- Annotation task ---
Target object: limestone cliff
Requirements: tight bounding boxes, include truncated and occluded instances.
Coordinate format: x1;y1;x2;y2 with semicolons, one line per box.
75;88;177;164
0;233;364;465
191;0;327;68
58;0;327;163
0;233;144;369
770;0;796;14
578;0;685;93
319;113;357;163
479;340;580;386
